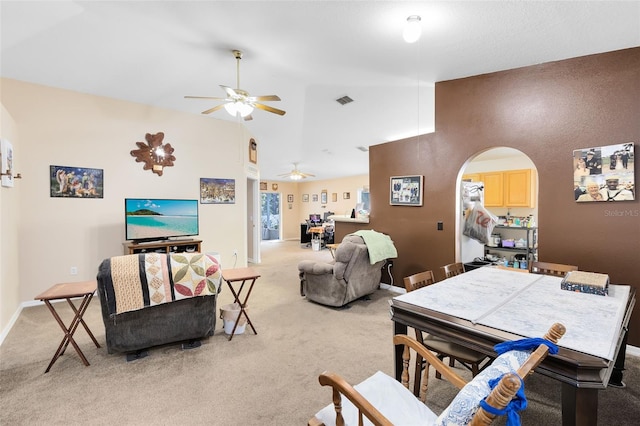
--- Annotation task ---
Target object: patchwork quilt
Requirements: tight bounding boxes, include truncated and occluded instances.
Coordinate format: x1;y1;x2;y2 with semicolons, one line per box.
100;252;222;315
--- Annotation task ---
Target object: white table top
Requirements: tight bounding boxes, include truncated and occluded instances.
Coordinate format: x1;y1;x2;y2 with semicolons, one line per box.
394;267;630;360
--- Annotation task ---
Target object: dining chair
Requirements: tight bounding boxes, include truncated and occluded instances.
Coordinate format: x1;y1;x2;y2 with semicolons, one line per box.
530;261;578;277
441;262;465;279
309;323;566;426
404;271;490;394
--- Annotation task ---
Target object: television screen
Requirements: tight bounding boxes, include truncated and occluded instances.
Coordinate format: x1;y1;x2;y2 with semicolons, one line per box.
309;214;321;223
125;198;199;242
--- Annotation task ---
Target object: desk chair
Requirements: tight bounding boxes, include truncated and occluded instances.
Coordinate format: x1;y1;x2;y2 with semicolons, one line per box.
442;262;465;279
404;271;489;393
309;323;566;426
530;261;578;277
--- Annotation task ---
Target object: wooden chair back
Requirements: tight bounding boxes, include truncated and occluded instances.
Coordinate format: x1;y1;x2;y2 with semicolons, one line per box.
441;262;465;279
310;323;566;426
403;270;435;293
530;261;578;277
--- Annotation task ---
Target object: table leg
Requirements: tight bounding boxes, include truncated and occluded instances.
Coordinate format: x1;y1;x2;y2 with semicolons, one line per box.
66;295;101;348
561;383;598;426
609;329;628;387
226;278;258;341
393;320;408;381
44;296;92;373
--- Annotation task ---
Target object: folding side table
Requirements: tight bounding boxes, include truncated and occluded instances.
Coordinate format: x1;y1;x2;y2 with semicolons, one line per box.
221;267;261;341
35;280;101;373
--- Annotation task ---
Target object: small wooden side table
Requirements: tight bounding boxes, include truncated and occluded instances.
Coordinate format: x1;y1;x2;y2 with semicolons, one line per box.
221;267;261;341
326;243;340;258
35;281;101;373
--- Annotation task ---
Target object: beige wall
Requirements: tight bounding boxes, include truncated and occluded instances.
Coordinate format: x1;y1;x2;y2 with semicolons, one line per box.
0;78;255;335
0;103;21;334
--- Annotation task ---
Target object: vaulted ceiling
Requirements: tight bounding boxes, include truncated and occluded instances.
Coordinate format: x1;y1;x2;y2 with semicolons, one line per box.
2;1;638;181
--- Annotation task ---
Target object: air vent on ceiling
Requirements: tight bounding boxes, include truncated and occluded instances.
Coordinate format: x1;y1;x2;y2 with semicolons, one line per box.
336;95;354;105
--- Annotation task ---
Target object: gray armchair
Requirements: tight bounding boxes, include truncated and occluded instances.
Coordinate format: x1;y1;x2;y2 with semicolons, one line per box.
298;234;384;307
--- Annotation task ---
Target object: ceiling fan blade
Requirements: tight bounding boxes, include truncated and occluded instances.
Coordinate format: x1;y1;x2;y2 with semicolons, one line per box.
253;103;286;116
184;95;226;100
250;95;281;102
201;104;226;115
220;85;238;98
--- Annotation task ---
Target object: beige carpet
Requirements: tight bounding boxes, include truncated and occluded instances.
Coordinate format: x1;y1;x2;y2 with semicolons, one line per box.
1;240;639;425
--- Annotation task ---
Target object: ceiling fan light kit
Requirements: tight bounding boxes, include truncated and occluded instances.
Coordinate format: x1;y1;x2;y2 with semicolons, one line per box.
403;15;422;43
278;162;315;180
185;49;285;120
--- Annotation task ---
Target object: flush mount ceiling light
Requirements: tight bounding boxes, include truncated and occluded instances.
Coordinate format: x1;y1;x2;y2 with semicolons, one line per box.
403;15;422;43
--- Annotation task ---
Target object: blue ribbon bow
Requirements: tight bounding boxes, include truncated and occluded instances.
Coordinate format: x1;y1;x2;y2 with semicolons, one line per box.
493;337;559;356
479;375;526;426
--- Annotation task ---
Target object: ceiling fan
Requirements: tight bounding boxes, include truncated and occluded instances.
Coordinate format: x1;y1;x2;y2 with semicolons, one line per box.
278;163;315;180
185;49;285;121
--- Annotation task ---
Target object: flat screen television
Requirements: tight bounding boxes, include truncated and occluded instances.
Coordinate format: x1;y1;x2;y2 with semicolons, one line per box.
125;198;199;243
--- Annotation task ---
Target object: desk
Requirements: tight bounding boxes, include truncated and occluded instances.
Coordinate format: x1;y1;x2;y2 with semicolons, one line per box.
221;267;261;341
390;267;635;426
35;281;101;373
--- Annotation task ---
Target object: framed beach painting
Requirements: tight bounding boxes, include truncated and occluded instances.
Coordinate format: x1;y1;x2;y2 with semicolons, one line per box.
50;165;103;198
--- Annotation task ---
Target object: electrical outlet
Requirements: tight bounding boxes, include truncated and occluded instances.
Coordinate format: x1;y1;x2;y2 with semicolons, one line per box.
233;249;238;256
70;266;78;275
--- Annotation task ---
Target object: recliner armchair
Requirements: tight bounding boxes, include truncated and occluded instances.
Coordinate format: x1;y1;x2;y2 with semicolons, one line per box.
298;234;384;307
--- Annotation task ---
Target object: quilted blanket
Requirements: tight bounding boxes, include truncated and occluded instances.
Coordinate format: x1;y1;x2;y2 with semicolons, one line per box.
100;252;222;315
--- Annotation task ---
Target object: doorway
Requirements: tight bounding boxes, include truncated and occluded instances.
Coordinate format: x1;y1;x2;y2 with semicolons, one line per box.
457;147;538;263
261;192;281;241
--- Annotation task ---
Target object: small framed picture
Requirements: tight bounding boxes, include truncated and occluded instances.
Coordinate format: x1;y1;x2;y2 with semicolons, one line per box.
200;178;235;204
321;190;328;204
260;181;267;191
390;175;423;206
302;194;309;202
312;194;318;202
332;193;337;202
287;194;294;203
50;165;104;198
343;192;350;200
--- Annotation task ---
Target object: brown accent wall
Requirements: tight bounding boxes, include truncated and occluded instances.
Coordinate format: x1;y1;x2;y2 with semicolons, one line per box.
369;48;640;345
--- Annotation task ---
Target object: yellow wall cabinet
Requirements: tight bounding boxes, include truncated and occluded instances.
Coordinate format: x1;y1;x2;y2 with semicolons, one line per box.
463;169;536;207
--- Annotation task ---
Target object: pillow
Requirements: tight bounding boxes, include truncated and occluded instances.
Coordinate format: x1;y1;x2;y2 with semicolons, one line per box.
434;350;530;426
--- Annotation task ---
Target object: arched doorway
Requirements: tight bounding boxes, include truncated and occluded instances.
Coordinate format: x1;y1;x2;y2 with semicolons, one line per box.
457;147;539;264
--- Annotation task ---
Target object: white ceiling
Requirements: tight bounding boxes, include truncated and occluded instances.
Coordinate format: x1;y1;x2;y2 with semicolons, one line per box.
1;1;639;181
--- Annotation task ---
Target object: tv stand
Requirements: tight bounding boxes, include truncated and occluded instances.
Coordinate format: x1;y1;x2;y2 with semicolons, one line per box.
123;239;202;255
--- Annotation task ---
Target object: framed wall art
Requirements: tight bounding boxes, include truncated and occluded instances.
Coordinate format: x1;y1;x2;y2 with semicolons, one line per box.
260;181;267;191
573;142;635;202
1;139;15;188
390;175;423;206
321;190;328;204
343;192;350;200
312;194;318;202
302;194;309;202
200;178;236;204
332;193;337;202
287;194;294;203
50;165;103;198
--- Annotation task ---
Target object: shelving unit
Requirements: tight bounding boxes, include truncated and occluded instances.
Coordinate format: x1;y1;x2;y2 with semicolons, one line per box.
484;226;537;265
123;239;202;255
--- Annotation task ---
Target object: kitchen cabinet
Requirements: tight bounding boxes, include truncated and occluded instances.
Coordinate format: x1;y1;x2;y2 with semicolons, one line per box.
463;169;535;207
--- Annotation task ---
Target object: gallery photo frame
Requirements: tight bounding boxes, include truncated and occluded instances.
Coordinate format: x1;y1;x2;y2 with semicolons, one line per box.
200;178;236;204
50;165;104;198
390;175;423;206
